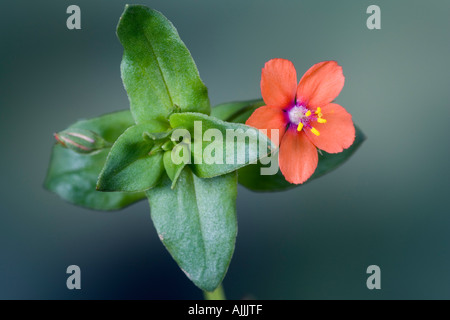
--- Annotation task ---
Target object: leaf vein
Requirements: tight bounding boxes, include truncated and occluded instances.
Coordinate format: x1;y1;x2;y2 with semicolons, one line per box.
141;25;174;108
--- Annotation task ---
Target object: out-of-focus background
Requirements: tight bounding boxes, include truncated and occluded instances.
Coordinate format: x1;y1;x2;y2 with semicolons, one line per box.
1;0;449;299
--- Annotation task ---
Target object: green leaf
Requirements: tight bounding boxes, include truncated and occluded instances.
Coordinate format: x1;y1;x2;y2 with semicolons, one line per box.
163;150;185;188
97;121;169;192
237;125;366;191
211;99;264;123
169;112;274;178
146;167;237;292
44;110;146;210
117;5;210;123
144;130;173;142
68;110;136;142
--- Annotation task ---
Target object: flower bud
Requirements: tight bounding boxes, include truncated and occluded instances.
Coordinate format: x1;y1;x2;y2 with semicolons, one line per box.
161;140;174;151
54;128;111;154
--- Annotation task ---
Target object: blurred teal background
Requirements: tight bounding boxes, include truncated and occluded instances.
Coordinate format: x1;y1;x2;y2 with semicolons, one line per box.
1;0;449;299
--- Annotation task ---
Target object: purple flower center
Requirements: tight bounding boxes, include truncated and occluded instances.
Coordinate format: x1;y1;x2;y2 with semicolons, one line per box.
287;104;316;130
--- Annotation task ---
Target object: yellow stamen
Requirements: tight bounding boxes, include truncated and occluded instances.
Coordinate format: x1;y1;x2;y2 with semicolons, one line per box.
315;107;321;114
317;118;327;124
305;110;311;117
297;122;304;132
311;127;320;136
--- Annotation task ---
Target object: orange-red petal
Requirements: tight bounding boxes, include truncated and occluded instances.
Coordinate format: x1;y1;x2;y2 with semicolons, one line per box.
296;61;345;109
279;129;318;184
261;59;297;109
245;106;287;146
304;103;355;153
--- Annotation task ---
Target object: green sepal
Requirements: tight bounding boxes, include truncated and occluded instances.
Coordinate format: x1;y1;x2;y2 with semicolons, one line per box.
163;150;186;189
144;130;173;142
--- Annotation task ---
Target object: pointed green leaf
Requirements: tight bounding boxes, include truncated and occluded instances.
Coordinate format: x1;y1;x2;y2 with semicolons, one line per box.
169;112;274;178
97;121;169;192
117;5;210;123
144;130;173;142
147;167;237;292
211;99;264;123
237;125;366;191
44;110;146;210
68;110;136;141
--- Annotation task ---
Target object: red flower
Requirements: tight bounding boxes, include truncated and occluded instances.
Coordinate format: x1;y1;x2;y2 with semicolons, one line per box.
246;59;355;184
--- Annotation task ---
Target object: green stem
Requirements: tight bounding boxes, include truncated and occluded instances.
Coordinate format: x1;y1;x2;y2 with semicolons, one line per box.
203;284;226;300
